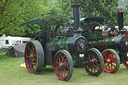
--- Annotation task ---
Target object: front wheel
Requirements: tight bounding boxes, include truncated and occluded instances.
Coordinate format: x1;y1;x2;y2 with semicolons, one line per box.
102;49;120;73
123;59;128;68
54;50;73;81
84;48;104;76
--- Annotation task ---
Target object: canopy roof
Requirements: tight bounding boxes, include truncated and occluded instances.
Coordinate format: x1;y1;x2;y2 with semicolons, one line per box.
20;15;70;27
84;17;108;25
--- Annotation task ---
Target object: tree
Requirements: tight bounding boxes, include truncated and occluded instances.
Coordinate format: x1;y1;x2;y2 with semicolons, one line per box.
0;0;50;36
47;0;128;25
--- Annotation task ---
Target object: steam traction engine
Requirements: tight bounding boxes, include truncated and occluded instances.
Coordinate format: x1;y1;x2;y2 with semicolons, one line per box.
81;8;128;73
21;5;104;81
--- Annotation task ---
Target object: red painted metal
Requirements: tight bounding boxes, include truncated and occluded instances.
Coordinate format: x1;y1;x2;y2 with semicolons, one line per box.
123;32;128;36
102;50;117;72
25;42;37;73
54;52;69;80
123;59;128;68
84;51;101;76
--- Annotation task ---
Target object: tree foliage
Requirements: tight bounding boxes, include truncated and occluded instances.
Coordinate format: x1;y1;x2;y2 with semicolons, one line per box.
0;0;49;36
1;0;128;36
47;0;128;25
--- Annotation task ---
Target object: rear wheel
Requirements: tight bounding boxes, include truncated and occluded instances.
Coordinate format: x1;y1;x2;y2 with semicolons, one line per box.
102;49;120;73
54;50;73;81
25;40;44;73
84;48;104;76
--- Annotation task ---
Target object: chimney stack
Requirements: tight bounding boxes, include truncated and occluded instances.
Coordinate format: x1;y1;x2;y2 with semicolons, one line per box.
117;9;124;31
72;5;80;32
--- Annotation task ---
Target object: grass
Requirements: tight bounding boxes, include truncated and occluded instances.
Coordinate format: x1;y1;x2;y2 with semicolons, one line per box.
0;53;128;85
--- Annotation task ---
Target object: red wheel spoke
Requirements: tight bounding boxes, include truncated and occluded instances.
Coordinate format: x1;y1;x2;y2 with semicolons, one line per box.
110;63;112;70
112;61;117;64
59;57;61;63
33;54;37;57
108;53;111;58
63;68;68;74
95;61;100;67
111;63;116;68
91;53;95;59
103;55;108;60
62;55;65;62
108;64;110;70
105;63;109;68
32;45;35;52
28;62;32;67
26;55;30;58
94;64;99;71
90;64;93;73
63;68;68;77
33;58;37;62
123;60;128;68
59;69;63;76
27;46;32;52
105;52;108;56
112;58;116;61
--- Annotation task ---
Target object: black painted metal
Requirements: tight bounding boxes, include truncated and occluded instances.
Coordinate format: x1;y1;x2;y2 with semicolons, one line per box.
72;5;80;32
118;12;124;31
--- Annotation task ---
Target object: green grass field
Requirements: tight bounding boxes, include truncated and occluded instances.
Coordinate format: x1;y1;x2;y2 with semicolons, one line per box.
0;53;128;85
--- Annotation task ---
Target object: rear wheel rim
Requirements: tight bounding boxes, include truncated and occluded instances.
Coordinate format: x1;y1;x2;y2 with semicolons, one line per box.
25;42;37;73
85;51;101;76
102;50;117;72
54;52;70;80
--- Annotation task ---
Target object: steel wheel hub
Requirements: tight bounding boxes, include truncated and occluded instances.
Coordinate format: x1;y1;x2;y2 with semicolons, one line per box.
59;63;63;68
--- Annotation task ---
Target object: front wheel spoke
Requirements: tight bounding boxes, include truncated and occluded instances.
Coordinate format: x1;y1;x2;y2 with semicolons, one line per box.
108;54;111;58
93;65;95;73
63;68;68;74
63;68;68;77
111;63;113;70
95;61;100;67
112;61;117;64
111;63;116;68
108;63;110;70
59;69;63;76
103;55;108;60
93;64;99;71
105;63;109;68
106;53;109;58
90;64;93;72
